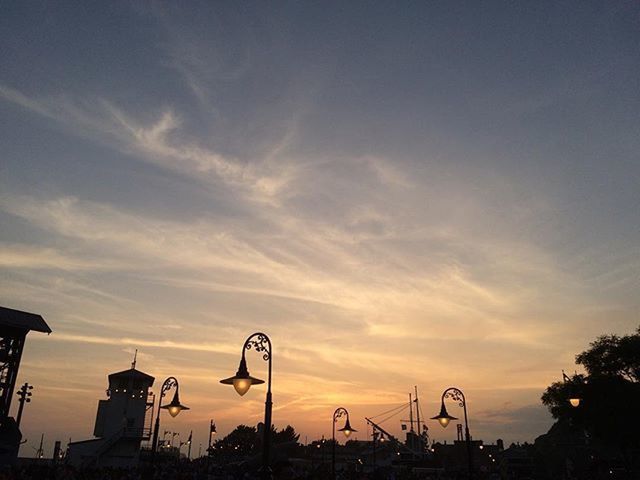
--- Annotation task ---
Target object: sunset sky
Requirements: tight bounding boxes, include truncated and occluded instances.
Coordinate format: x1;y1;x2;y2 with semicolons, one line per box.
1;2;639;456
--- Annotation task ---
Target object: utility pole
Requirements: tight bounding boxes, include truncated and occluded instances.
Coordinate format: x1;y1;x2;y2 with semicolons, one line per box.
16;383;33;428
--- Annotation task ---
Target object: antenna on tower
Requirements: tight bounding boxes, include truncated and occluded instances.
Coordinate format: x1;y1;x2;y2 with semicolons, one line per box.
131;349;138;369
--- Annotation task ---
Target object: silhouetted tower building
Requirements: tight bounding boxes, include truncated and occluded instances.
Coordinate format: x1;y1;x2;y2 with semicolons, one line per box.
0;306;51;465
94;368;154;438
68;363;155;468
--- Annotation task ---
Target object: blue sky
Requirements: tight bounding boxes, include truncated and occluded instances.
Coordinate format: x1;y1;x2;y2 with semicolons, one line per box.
1;1;639;455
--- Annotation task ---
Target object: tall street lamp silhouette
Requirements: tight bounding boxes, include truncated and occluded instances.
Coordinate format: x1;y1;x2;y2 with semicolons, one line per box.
431;387;474;479
332;407;356;479
220;332;273;479
151;377;189;462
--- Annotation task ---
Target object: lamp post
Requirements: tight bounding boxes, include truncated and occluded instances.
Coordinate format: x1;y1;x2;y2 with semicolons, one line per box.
431;387;474;479
332;407;356;479
151;377;189;462
220;332;273;479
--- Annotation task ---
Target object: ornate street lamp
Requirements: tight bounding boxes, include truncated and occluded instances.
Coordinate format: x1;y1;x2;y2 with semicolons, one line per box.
431;387;474;479
151;377;189;461
332;407;357;479
220;332;273;479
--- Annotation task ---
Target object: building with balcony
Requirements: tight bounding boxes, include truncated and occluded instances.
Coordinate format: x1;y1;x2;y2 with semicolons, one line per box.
67;366;155;468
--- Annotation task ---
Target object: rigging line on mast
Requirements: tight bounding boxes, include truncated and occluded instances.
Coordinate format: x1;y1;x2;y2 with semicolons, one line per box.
418;402;427;430
377;404;409;425
369;402;408;420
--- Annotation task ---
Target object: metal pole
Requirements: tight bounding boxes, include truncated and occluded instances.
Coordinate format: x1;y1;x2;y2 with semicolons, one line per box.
332;414;337;480
262;389;273;479
151;398;162;463
463;400;474;480
262;336;274;480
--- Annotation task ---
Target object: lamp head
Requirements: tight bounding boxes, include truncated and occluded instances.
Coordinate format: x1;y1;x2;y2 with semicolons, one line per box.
569;397;581;408
338;417;357;438
220;357;265;396
161;389;190;417
431;402;457;428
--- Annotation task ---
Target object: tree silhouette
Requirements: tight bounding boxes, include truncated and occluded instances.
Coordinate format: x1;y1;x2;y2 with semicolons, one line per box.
272;424;300;445
575;327;640;382
211;424;302;460
542;327;640;452
213;424;258;457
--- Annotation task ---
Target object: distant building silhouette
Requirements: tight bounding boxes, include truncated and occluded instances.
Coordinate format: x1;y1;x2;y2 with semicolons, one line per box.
0;306;51;465
67;365;155;467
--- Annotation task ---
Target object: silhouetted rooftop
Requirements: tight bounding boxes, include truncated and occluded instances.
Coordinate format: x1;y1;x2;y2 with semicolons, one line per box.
108;368;155;384
0;306;51;334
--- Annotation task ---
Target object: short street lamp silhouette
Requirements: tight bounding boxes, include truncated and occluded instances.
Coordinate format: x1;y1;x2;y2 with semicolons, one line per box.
332;407;356;479
220;332;273;479
563;371;582;407
151;377;189;461
207;419;217;455
431;387;474;479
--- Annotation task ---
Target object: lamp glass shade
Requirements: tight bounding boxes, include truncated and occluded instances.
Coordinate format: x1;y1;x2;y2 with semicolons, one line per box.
220;357;265;396
161;389;189;417
233;378;252;396
338;418;357;438
569;397;581;407
431;402;457;429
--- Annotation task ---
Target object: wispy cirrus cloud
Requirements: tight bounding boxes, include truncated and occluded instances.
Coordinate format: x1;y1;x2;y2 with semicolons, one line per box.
0;85;297;204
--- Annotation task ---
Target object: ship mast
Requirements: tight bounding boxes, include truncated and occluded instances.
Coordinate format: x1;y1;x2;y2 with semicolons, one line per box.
408;393;414;432
414;385;422;436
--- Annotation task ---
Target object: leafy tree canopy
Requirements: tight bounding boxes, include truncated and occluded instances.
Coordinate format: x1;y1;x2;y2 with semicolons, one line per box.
575;327;640;382
212;424;301;457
